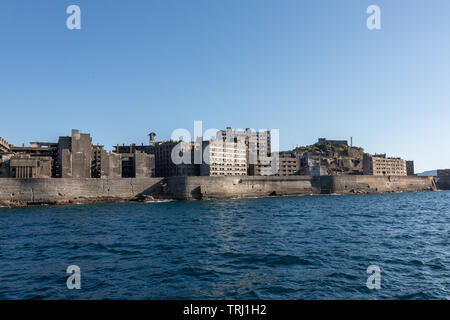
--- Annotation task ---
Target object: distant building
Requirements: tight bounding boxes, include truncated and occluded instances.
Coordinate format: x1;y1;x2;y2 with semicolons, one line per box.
10;142;59;177
1;129;155;179
114;141;194;177
200;138;247;176
292;138;363;176
0;137;11;153
406;161;415;176
276;152;300;176
293;151;328;176
150;141;195;177
9;154;52;179
363;153;407;176
216;127;272;176
116;150;155;178
317;138;348;147
91;145;123;178
437;169;450;177
0;153;13;177
58;130;93;179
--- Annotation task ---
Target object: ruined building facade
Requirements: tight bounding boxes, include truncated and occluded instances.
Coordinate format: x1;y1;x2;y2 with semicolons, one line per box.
216;127;273;176
0;130;154;179
276;152;300;176
363;153;407;176
200;139;247;176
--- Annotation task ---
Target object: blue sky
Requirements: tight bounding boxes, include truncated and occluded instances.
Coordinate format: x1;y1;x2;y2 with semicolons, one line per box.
0;0;449;172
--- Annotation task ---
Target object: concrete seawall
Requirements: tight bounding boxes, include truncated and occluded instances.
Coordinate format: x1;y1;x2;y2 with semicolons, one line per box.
323;175;437;194
169;175;437;200
0;178;164;205
0;175;439;206
168;176;322;200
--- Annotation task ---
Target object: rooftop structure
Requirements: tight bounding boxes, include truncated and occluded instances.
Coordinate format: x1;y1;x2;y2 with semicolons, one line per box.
0;137;11;153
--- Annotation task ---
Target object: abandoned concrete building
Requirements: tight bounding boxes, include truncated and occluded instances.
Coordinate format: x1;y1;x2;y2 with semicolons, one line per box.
0;131;418;179
0;130;154;179
363;153;407;176
216;127;273;176
0;153;13;178
9;154;52;179
200;138;247;176
114;140;189;177
0;137;11;153
406;160;415;176
91;145;123;178
317;138;348;147
276;152;300;176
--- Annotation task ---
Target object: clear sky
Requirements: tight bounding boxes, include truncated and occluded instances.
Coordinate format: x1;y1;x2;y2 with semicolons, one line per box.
1;0;449;172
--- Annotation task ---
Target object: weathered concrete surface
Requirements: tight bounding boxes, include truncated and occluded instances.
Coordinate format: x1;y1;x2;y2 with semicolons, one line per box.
168;176;321;200
0;178;164;205
325;175;437;194
436;176;450;190
168;175;436;200
0;175;439;206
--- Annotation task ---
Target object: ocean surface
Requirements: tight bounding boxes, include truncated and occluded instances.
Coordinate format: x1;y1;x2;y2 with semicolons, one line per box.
0;191;449;300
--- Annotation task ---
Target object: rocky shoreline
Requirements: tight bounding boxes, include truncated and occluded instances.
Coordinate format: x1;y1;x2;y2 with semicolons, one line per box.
0;194;175;208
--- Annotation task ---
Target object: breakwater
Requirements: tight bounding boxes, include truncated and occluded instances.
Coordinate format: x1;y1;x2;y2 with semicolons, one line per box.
0;175;439;206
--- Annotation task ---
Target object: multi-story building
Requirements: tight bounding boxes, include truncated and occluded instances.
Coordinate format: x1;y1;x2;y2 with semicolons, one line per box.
114;140;194;177
0;129;146;179
58;129;93;179
0;153;13;177
0;137;11;153
200;138;247;176
293;150;328;176
91;145;123;178
216;127;272;175
9;154;52;179
117;151;155;178
363;153;407;176
276;152;300;176
406;160;415;176
9;142;59;177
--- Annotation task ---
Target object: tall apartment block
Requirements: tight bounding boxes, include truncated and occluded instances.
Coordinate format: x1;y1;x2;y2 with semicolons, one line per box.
200;138;247;176
276;151;300;176
406;160;415;176
363;153;407;176
216;127;272;175
58;130;93;179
